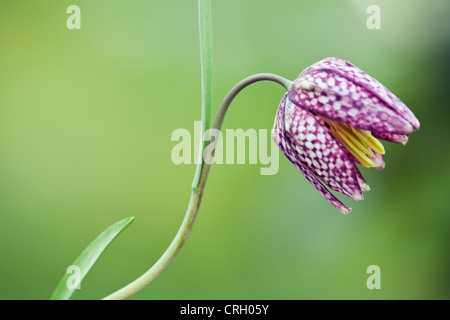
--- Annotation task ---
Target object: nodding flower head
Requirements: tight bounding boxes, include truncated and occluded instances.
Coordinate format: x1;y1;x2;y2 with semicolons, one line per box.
273;57;420;214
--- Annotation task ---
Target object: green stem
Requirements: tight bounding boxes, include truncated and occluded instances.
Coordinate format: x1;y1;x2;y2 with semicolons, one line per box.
192;0;213;190
103;73;290;300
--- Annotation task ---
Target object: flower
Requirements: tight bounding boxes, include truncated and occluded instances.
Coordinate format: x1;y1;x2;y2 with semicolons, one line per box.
272;57;420;213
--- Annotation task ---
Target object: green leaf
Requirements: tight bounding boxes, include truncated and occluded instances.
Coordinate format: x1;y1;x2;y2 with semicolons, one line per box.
192;0;213;189
50;217;135;300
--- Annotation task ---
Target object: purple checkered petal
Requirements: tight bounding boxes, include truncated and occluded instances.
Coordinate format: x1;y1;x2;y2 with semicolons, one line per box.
369;151;385;170
298;57;420;131
272;94;352;214
372;132;409;145
344;146;385;170
354;166;370;191
284;98;363;201
288;70;414;135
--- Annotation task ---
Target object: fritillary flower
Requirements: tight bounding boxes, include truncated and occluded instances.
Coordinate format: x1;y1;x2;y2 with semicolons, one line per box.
273;57;420;213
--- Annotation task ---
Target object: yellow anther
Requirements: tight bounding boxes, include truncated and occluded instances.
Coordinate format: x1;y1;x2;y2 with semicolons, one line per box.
320;116;385;168
335;123;375;157
350;127;385;155
334;130;375;168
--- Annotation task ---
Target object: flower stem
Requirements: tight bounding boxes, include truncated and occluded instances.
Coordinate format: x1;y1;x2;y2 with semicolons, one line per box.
102;73;290;300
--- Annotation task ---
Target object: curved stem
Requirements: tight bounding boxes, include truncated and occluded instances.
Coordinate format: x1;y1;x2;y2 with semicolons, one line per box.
103;73;291;300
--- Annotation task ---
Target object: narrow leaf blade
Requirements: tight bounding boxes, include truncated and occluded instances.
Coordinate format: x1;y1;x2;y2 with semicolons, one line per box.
193;0;213;188
50;216;135;300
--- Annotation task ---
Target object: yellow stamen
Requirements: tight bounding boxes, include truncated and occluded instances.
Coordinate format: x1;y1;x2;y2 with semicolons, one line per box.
350;127;385;155
335;123;375;157
321;117;337;130
333;128;375;168
322;117;385;168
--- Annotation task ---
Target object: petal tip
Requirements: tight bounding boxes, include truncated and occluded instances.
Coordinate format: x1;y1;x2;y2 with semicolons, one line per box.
374;161;386;170
400;135;409;145
347;188;364;202
412;118;420;131
341;207;352;214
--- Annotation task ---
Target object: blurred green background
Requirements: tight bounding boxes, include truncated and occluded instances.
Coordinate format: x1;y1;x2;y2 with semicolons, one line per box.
0;0;449;300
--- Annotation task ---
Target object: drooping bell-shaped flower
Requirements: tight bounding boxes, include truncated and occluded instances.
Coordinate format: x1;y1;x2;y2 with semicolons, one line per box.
273;57;420;213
